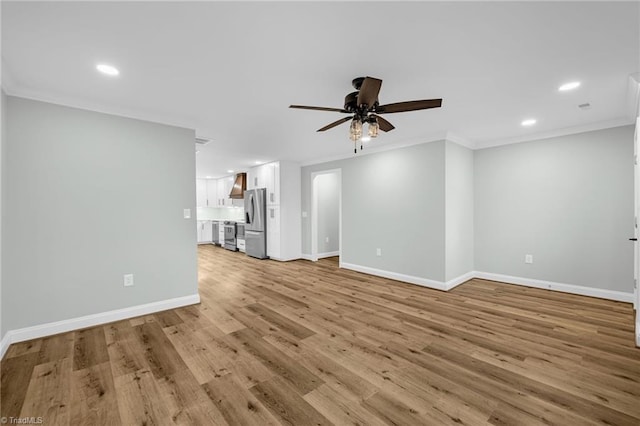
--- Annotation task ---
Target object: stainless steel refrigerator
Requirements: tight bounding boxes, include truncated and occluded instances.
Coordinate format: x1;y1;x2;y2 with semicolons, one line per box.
244;188;267;259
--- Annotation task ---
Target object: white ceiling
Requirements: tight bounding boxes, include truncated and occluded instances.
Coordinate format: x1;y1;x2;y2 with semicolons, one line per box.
3;1;639;178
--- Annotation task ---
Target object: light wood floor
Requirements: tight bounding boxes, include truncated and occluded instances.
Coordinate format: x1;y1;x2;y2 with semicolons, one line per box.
2;245;639;425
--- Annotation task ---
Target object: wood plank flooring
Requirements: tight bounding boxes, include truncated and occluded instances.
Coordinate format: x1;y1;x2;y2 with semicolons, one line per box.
2;244;639;425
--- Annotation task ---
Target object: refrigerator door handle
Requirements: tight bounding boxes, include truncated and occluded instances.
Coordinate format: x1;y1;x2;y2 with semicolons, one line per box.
246;230;261;235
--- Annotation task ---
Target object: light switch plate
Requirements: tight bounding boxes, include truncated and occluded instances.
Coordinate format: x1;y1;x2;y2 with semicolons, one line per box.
525;254;533;264
302;211;308;218
123;274;134;287
183;209;191;219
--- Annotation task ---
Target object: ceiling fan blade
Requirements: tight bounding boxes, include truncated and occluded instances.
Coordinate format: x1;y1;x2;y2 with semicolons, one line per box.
377;99;442;114
356;77;382;108
290;105;347;113
317;116;353;132
373;115;395;132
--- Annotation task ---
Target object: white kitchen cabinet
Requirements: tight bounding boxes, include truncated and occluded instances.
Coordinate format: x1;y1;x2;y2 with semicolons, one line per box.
206;180;218;207
197;179;219;207
247;168;258;190
216;179;226;206
218;223;225;245
197;220;212;244
247;162;278;205
214;176;238;207
196;179;207;207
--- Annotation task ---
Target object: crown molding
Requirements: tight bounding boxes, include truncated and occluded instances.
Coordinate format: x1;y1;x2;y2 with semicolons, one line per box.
445;131;476;150
474;118;635;150
2;77;195;132
300;132;448;167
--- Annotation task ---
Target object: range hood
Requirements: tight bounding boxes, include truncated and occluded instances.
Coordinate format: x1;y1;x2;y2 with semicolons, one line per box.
229;172;247;199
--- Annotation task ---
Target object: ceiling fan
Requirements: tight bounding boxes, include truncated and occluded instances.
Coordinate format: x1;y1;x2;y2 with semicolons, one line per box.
290;76;442;153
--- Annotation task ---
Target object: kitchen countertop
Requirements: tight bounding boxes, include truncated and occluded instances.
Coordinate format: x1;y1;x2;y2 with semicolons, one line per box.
197;219;245;223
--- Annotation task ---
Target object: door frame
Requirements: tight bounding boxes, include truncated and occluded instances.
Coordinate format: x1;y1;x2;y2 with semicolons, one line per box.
310;169;342;262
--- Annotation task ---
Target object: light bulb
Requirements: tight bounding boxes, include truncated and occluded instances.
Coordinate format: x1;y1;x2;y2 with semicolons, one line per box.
349;118;363;140
368;120;379;138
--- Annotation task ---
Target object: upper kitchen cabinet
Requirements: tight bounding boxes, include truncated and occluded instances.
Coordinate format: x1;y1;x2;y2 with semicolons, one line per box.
247;162;279;205
215;175;243;207
196;178;218;207
196;179;207;207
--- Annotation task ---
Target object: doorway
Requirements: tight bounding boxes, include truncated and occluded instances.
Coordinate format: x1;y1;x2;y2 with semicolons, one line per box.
311;169;342;263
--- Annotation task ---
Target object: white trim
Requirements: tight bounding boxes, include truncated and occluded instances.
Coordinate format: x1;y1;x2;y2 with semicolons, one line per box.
300;134;447;167
301;253;317;262
340;262;448;291
476;119;634;150
3;82;194;132
268;256;301;262
445;131;476;150
333;263;634;305
317;251;339;259
474;271;634;303
445;271;475;290
0;333;11;360
0;294;200;359
310;169;342;264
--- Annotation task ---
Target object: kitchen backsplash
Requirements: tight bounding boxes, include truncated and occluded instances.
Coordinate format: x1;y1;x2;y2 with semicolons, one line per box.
197;206;244;221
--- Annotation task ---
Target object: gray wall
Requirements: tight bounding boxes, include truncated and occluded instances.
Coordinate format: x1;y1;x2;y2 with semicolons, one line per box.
302;141;446;281
3;96;198;333
475;125;634;293
315;172;339;255
445;141;474;281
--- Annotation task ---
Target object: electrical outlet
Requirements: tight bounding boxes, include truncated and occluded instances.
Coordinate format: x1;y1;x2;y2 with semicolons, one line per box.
376;248;382;256
123;274;134;287
525;254;533;264
325;237;329;243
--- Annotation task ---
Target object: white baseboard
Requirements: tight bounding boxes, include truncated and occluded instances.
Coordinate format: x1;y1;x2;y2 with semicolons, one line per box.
300;254;316;262
317;251;339;259
334;262;634;305
445;271;476;290
474;271;634;303
340;262;448;291
0;332;11;360
0;293;200;359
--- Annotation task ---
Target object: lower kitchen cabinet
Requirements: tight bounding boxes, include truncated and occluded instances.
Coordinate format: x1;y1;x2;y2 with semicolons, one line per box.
197;220;212;244
218;224;225;246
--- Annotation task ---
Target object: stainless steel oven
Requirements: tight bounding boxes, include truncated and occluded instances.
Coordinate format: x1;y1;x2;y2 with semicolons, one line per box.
223;221;237;251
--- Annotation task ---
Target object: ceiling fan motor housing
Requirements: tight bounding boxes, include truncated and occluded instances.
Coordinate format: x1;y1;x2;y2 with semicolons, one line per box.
344;91;358;112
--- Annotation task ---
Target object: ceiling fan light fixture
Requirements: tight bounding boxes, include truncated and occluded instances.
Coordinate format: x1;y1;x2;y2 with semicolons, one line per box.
368;118;379;138
349;118;363;141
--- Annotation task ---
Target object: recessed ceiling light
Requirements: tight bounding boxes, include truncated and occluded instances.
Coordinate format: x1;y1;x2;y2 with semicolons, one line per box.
254;160;264;165
521;119;537;127
558;81;581;92
206;175;212;179
96;63;119;76
361;136;371;142
227;169;234;173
